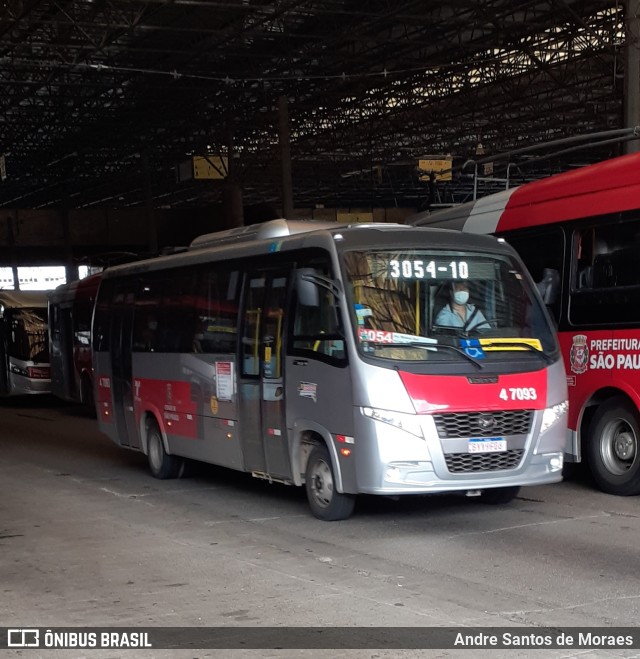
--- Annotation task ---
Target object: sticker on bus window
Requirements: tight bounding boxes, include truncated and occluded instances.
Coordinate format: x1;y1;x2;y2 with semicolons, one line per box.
459;338;485;359
215;361;234;401
210;396;219;415
359;329;437;346
359;329;393;343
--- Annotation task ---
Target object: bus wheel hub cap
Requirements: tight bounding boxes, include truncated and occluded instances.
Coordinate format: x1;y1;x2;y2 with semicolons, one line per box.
614;432;635;461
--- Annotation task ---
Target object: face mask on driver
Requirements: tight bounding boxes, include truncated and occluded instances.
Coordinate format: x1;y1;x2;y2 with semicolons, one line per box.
453;291;469;305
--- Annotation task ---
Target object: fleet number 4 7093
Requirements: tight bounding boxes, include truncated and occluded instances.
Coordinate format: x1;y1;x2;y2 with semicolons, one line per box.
499;387;537;401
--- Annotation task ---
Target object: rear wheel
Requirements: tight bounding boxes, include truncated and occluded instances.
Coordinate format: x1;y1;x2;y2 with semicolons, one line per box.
305;444;355;521
147;421;182;479
586;397;640;496
479;486;520;505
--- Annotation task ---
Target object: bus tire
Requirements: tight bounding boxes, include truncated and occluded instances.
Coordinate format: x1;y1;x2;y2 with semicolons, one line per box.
586;397;640;496
147;421;182;479
305;444;355;521
479;486;520;505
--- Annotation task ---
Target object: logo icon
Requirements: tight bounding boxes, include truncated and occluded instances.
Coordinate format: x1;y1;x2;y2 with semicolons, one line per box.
477;414;495;431
8;629;40;648
460;338;485;359
570;334;589;374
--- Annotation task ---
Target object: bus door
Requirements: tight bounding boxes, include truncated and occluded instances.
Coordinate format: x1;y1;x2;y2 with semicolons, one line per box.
0;318;7;394
238;270;291;479
59;306;75;398
110;283;140;449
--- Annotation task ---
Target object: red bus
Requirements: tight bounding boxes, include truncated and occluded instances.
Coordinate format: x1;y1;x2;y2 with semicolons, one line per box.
48;274;101;408
412;151;640;495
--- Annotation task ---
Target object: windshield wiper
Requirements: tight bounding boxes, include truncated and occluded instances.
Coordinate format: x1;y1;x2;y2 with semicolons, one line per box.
479;340;553;364
363;341;484;369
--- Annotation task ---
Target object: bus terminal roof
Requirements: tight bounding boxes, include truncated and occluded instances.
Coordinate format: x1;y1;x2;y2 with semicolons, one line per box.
0;1;633;212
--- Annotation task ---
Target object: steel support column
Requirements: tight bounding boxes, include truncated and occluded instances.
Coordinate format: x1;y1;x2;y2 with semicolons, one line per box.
624;0;640;154
278;96;293;219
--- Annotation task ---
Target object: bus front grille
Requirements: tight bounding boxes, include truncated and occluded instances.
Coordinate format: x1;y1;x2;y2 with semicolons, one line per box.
433;410;533;438
444;449;525;473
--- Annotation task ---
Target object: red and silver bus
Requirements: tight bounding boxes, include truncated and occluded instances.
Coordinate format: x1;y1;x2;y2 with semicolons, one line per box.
48;274;101;408
0;290;51;395
412;151;640;496
92;219;567;520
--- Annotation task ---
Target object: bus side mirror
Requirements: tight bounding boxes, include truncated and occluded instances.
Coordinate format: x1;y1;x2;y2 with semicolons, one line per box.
296;268;320;307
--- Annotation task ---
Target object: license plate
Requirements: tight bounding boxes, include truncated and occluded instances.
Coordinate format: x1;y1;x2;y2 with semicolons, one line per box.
468;438;507;453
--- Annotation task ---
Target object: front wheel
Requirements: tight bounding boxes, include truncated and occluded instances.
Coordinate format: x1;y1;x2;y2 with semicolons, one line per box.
305;445;355;521
147;421;183;479
586;397;640;496
479;486;520;505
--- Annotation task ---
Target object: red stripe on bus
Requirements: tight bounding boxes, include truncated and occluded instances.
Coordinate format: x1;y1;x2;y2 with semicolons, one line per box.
558;329;640;433
398;370;548;413
497;152;640;232
134;377;199;439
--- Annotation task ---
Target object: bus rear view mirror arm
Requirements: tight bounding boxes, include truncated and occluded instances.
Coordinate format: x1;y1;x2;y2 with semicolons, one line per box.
296;268;342;306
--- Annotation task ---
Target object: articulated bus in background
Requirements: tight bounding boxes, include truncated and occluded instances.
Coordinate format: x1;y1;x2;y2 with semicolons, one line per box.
92;219;567;520
412;151;640;496
0;290;50;395
48;273;102;409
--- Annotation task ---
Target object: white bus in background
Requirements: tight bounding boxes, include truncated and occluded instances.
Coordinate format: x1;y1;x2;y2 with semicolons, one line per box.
92;219;567;520
0;291;51;395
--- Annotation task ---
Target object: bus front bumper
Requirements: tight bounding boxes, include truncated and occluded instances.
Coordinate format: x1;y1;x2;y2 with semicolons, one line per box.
355;451;564;495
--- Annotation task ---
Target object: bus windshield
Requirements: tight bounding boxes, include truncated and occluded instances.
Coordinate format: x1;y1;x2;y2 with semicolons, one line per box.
9;308;49;362
342;249;558;364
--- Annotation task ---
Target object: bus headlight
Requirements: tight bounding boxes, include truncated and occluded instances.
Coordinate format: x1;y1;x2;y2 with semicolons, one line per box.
362;407;424;438
540;400;568;435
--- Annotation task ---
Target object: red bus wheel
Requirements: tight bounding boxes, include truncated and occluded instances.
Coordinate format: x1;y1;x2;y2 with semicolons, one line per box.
587;397;640;496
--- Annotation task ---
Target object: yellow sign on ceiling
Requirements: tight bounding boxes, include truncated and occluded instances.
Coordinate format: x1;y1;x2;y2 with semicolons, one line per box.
418;157;452;182
193;155;228;180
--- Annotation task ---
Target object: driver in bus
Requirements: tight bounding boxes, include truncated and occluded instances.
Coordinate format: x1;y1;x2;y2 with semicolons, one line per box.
435;281;490;331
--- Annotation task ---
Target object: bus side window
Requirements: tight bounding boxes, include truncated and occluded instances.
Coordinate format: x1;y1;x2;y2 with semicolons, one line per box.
133;277;162;352
575;228;610;289
160;270;199;352
500;227;564;324
291;269;346;364
242;276;264;376
195;268;239;355
570;218;640;326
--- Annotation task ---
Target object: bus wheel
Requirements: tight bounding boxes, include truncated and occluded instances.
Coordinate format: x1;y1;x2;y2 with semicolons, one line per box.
305;445;355;521
147;421;182;479
479;486;520;505
587;397;640;496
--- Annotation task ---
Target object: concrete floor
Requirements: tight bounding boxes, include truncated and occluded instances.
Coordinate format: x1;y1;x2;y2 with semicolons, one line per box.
2;396;640;659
